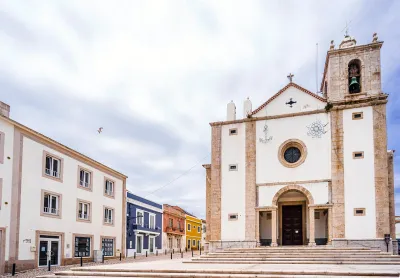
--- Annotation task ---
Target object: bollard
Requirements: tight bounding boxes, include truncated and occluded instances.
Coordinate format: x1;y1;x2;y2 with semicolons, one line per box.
181;252;183;258
165;249;167;255
170;252;172;259
200;246;201;256
48;260;51;271
146;251;147;257
180;248;181;253
192;249;193;257
173;249;174;254
120;253;122;261
12;263;16;276
156;250;158;256
134;252;136;259
80;256;83;267
102;254;104;263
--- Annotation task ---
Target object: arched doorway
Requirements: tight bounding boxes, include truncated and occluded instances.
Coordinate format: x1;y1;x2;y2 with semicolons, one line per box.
271;185;315;246
276;190;308;245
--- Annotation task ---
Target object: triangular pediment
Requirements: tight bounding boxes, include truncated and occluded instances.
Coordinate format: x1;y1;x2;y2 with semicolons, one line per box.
251;83;326;117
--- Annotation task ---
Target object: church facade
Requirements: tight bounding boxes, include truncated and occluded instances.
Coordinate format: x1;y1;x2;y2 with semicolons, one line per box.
203;33;397;254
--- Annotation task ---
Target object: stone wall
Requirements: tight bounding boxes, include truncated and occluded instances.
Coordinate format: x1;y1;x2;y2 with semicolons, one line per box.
245;122;256;240
208;240;257;253
210;126;222;241
326;43;382;102
330;109;345;238
373;104;390;238
332;239;393;253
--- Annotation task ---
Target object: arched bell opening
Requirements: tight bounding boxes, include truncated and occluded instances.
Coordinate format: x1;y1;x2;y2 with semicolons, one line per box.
348;59;362;94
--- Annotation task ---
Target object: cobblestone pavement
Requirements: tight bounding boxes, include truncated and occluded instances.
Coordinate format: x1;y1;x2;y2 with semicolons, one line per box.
1;251;201;278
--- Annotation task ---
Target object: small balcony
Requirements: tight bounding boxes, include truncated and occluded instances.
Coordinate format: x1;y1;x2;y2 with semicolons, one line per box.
132;224;161;235
165;226;185;235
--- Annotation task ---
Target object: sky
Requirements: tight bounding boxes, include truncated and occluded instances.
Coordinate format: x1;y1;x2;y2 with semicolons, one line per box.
0;0;399;219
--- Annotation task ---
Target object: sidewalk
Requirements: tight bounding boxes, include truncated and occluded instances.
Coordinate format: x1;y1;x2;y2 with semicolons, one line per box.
2;250;201;278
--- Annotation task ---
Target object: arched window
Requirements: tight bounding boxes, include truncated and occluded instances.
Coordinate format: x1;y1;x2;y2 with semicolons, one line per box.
348;59;361;94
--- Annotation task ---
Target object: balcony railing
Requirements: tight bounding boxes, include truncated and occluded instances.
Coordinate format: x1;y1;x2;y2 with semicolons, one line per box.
43;207;59;215
79;180;89;188
132;224;161;233
45;168;60;178
165;226;185;234
78;213;89;220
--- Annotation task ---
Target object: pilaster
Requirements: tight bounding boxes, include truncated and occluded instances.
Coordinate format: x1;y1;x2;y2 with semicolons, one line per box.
210;126;222;241
373;104;390;238
245;121;256;241
330;109;345;239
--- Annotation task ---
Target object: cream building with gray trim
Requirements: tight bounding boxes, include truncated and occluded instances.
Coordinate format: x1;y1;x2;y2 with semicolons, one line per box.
0;102;127;274
203;33;397;254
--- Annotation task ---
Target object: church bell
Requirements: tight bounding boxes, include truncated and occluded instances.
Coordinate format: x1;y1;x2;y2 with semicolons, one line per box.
349;77;360;92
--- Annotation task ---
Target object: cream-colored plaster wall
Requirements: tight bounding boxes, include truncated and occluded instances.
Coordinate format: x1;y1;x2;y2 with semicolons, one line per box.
343;106;376;239
256;112;331;183
220;123;246;240
315;211;327;238
259;213;271;239
0;119;14;261
18;137;123;260
252;87;326;118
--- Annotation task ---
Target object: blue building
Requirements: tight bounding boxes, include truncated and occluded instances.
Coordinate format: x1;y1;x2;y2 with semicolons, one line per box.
126;192;163;256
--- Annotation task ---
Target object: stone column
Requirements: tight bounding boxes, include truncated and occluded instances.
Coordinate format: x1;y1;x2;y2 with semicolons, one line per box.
308;207;316;246
328;207;333;245
255;211;260;246
271;209;278;247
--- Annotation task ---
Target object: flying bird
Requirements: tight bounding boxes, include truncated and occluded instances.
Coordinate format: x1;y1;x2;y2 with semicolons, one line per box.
97;127;103;134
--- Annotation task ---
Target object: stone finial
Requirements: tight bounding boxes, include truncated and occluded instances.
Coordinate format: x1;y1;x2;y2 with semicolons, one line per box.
339;35;356;49
373;32;378;42
243;97;252;118
227;100;236;121
0;101;10;118
330;40;335;50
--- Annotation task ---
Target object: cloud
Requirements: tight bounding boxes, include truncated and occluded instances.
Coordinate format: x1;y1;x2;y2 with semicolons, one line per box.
1;0;400;219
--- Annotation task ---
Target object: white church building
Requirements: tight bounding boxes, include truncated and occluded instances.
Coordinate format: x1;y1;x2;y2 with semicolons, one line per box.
203;33;397;254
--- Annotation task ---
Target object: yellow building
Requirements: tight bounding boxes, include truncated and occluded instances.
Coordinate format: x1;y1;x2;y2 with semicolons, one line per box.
185;215;202;250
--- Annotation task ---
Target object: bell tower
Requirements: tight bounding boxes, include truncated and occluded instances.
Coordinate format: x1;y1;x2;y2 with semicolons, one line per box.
321;33;383;102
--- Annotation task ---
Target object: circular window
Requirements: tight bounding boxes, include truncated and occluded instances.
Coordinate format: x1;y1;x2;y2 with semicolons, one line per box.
278;139;307;168
284;147;301;163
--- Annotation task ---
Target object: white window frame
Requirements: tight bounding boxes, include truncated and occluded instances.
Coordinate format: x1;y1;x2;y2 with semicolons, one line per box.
78;201;90;220
104;208;113;224
45;155;61;178
79;169;91;188
105;179;114;196
43;193;59;215
192;239;196;246
197;226;200;233
149;213;156;229
187;223;191;231
168;218;173;227
187;239;191;248
136;209;144;226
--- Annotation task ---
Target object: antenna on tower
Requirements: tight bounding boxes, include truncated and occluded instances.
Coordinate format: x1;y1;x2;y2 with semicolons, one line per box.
316;43;319;94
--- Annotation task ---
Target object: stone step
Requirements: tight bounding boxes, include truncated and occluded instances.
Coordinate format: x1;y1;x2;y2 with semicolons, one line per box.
194;256;400;261
185;259;400;265
207;253;392;257
220;249;384;253
36;275;399;278
38;269;400;277
226;247;375;251
203;256;400;260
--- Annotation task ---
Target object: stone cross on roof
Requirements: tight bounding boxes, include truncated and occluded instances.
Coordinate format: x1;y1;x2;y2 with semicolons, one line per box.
287;73;294;83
